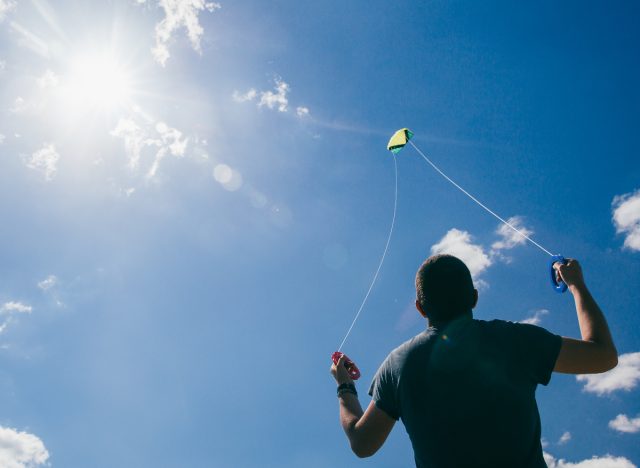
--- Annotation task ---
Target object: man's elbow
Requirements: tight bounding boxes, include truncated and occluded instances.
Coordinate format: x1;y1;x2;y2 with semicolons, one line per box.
350;441;378;458
604;350;618;372
595;348;618;373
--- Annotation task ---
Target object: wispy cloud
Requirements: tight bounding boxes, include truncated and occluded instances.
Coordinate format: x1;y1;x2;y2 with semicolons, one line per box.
609;414;640;434
10;96;28;113
37;275;57;291
23;143;59;181
430;228;492;284
232;88;257;103
557;431;571;445
491;216;533;254
0;302;32;335
520;309;549;325
296;106;310;118
1;302;32;314
544;451;636;468
36;69;59;88
111;109;188;180
259;79;289;112
0;425;49;467
37;275;64;307
233;78;310;117
612;189;640;251
0;0;16;22
137;0;221;66
576;352;640;396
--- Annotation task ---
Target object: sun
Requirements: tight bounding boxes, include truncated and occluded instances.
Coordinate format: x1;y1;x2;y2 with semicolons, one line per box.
62;51;133;114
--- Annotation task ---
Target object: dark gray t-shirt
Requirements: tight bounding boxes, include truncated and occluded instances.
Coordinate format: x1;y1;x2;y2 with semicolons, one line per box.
369;317;562;468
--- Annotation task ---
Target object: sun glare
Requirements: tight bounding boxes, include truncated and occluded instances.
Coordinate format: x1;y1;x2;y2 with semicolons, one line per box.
63;53;132;113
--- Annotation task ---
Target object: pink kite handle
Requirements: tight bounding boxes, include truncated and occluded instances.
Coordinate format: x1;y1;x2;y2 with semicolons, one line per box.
332;351;361;380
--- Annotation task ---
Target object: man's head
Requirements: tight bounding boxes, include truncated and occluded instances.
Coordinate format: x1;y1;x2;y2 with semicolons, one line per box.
415;254;478;324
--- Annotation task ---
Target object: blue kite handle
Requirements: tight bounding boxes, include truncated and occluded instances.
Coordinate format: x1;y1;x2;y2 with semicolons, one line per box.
549;255;568;293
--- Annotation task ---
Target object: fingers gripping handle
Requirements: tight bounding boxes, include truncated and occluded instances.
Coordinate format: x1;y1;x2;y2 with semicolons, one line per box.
332;352;361;380
550;255;568;293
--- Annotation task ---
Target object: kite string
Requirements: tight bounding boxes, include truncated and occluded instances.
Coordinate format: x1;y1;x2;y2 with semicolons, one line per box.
338;153;398;352
408;140;554;257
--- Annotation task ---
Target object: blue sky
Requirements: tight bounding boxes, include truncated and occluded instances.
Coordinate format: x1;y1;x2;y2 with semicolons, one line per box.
0;1;639;466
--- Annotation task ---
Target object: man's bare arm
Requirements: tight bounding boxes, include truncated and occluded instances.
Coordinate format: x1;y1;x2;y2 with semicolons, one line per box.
553;259;618;374
331;355;396;457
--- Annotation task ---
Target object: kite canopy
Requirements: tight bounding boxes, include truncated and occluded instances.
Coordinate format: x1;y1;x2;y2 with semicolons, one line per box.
387;128;414;154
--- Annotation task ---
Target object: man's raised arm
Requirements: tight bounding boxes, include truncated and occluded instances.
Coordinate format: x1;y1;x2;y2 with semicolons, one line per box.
330;354;395;458
553;259;618;374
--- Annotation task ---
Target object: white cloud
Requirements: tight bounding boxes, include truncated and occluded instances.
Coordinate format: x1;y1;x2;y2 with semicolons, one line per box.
143;0;221;66
609;414;640;434
430;228;492;281
0;0;16;22
232;88;257;103
520;309;549;325
10;96;28;113
110;118;146;169
576;352;640;396
23;143;59;181
558;431;571;445
491;216;533;252
0;302;32;335
233;78;310;116
612;189;640;251
37;275;64;308
0;59;6;73
259;79;289;112
111;111;188;180
37;69;59;88
37;275;57;291
0;133;5;144
0;302;32;314
0;426;49;468
544;452;636;468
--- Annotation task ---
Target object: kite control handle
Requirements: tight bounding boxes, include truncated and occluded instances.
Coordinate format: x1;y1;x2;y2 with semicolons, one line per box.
549;255;568;293
332;352;361;380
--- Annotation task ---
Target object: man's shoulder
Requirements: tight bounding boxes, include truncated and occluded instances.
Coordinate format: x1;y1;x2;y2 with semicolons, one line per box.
471;318;560;354
473;318;549;333
382;329;436;369
396;328;435;354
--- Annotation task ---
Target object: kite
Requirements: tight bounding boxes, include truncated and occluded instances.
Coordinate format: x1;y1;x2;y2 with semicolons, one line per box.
387;128;414;154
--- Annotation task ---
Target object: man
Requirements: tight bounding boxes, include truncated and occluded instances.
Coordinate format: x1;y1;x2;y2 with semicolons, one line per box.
330;254;617;468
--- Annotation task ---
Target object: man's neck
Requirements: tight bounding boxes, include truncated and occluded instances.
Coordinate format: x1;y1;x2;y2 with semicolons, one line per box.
428;311;473;329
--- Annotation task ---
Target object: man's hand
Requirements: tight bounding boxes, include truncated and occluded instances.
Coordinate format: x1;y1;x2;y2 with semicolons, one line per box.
331;354;355;385
553;258;585;290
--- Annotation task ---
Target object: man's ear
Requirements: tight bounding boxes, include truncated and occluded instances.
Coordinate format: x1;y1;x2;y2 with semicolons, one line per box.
415;300;427;318
471;289;478;309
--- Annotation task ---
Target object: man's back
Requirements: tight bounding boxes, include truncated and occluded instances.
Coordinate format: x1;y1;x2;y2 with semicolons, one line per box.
369;317;561;468
331;258;616;467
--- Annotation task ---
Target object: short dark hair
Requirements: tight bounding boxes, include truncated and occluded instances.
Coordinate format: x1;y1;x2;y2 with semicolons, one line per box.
415;254;475;323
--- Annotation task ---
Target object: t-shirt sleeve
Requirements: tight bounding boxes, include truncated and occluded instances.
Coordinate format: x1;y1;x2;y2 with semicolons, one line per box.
368;355;401;420
507;322;562;386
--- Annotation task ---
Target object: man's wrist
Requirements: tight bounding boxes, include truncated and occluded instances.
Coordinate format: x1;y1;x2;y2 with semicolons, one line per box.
569;282;588;295
337;382;357;397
